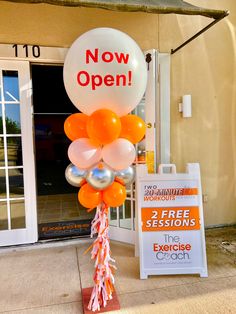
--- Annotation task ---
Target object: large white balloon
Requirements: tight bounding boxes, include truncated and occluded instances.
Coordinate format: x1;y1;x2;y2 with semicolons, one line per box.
63;28;147;116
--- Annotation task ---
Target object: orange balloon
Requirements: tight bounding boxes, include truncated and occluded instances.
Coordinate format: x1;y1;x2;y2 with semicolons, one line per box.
119;115;146;144
64;113;88;141
78;183;102;208
103;182;126;207
86;109;121;145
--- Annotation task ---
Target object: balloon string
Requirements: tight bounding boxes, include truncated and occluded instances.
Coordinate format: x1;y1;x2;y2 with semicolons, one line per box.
87;207;96;213
87;202;116;312
83;243;93;255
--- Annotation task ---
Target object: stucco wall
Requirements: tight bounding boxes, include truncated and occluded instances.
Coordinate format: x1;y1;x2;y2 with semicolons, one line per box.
0;0;235;226
159;0;236;226
0;2;158;49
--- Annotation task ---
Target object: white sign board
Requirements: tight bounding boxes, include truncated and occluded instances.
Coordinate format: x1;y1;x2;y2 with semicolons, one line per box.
136;163;208;279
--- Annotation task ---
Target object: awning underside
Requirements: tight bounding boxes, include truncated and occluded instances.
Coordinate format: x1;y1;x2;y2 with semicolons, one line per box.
2;0;228;19
2;0;229;54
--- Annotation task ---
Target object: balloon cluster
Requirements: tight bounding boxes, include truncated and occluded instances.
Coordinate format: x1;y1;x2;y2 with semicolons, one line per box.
63;27;147;312
64;109;145;209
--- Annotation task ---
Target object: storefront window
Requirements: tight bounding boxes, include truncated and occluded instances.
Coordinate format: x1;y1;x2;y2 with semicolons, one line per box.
0;138;4;167
7;137;22;167
136;101;145;120
0;201;8;230
0;103;3;134
3;71;19;101
133;97;146;163
0;168;6;199
119;200;132;230
10;199;25;229
9;168;24;198
109;207;118;227
5;104;21;134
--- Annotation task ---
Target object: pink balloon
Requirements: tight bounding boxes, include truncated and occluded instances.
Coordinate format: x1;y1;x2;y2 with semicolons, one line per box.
68;138;102;169
102;138;136;171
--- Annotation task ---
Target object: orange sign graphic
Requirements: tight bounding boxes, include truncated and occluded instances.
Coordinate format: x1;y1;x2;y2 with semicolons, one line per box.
142;206;200;232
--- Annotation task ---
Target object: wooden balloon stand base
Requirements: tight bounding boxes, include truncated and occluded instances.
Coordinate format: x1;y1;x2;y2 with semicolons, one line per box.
82;287;120;314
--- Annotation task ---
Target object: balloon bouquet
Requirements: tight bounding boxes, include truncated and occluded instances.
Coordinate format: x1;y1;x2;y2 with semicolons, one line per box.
63;28;147;312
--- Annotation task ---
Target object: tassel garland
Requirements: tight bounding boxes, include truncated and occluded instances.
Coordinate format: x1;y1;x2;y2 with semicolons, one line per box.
88;203;116;312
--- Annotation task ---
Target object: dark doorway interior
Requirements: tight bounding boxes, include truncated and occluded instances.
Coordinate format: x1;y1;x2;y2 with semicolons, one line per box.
32;65;93;239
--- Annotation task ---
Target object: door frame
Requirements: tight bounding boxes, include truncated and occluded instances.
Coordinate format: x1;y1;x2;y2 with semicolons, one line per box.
0;60;38;246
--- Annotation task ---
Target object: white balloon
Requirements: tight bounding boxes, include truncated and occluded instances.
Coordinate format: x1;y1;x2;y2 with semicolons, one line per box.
102;138;136;171
68;138;102;170
63;28;147;116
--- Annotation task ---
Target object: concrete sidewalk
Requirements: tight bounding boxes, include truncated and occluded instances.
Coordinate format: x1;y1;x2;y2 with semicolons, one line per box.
0;226;235;314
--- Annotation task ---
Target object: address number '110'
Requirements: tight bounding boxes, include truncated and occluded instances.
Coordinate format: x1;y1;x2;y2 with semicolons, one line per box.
12;44;40;58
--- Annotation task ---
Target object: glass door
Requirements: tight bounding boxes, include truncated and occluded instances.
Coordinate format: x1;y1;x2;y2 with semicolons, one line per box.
109;50;158;244
0;60;37;246
32;65;94;240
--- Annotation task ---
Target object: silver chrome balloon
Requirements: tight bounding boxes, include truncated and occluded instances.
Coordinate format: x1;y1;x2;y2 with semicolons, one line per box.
65;163;86;187
115;166;135;186
86;163;115;190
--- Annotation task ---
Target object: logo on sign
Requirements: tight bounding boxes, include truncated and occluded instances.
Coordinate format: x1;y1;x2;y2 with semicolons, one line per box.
153;234;192;262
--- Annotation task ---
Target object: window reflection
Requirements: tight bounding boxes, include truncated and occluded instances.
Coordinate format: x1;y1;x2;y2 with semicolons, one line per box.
137;103;145;120
0;169;6;199
134;98;146;163
119;201;132;230
7;137;22;167
137;139;146;162
125;200;132;219
119;205;124;220
10;199;25;229
5;104;21;134
3;71;19;102
109;207;118;227
9;168;24;198
0;103;3;134
0;137;4;167
133;200;135;230
0;201;8;230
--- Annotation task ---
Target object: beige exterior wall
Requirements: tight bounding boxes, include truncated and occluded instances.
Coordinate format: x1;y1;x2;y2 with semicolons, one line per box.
0;2;158;49
159;0;236;226
0;0;235;226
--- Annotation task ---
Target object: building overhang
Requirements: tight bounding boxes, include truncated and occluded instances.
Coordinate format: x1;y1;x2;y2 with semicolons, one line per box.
1;0;229;54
